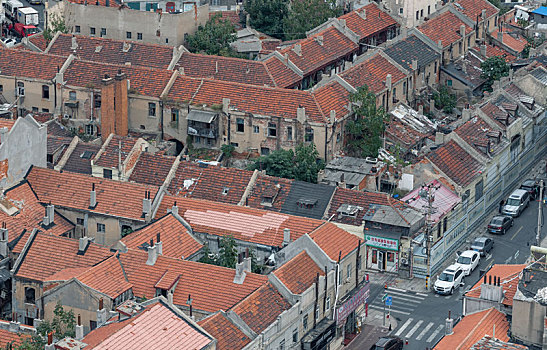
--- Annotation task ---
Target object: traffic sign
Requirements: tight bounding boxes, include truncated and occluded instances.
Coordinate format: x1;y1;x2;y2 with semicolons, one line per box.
382;293;388;302
385;296;392;306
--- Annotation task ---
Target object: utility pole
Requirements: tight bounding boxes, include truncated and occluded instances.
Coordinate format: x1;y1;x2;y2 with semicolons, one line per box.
419;184;438;290
537;180;544;247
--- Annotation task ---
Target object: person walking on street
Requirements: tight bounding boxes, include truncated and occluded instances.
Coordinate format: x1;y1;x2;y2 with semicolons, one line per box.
499;199;504;214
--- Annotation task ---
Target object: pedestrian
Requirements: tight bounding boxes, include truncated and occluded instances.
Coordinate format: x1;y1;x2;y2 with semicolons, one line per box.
499;199;504;214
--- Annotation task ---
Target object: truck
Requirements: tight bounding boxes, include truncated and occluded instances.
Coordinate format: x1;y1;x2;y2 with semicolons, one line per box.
15;7;39;26
3;0;24;21
9;22;38;37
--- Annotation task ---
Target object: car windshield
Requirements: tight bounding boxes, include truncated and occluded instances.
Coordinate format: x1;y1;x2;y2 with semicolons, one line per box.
473;241;485;248
506;198;520;206
439;272;454;282
491;218;504;225
457;256;472;264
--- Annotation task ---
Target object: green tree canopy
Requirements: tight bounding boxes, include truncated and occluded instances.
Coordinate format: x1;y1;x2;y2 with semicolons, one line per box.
248;143;325;183
283;0;343;40
185;14;241;57
432;85;457;113
345;85;388;158
480;56;510;92
43;13;68;42
245;0;288;39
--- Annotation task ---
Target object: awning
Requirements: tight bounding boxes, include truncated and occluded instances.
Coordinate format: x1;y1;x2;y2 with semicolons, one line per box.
187;110;216;123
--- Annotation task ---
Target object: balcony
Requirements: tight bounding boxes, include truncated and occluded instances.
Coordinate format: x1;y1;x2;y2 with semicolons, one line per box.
187;125;218;139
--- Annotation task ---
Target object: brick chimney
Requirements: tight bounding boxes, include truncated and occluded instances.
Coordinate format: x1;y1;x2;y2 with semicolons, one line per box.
0;223;8;258
100;70;128;141
89;183;97;209
75;314;84;340
142;191;152;218
42;204;55;226
97;298;107;327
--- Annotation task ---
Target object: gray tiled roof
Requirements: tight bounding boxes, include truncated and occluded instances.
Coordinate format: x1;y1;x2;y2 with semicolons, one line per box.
62;143;101;175
384;35;439;70
280;181;335;220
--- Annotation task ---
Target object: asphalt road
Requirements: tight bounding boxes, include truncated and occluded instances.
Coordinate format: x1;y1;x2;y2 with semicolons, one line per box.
359;195;546;350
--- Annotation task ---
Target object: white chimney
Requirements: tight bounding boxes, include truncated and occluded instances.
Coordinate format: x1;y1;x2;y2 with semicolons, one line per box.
90;183;97;208
75;315;84;340
360;8;366;19
329;110;336;124
43;204;55;226
481;44;487;57
297;107;306;124
171;202;179;215
497;31;503;43
386;74;392;91
155;233;163;256
315;36;324;46
97;298;107;327
460;25;466;37
167;291;174;305
233;260;247;284
142;191;152;217
412;59;418;71
293;44;302;56
0;223;8;258
78;237;93;254
9;320;20;333
283;228;291;246
146;240;158;265
71;36;78;50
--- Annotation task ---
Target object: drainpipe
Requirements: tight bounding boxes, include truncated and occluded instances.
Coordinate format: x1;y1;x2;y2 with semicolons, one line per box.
227;113;231;144
160;100;164;140
324;123;328;161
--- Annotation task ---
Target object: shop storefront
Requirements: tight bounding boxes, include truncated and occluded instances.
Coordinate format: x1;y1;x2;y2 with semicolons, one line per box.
335;281;369;345
365;234;399;272
301;318;336;350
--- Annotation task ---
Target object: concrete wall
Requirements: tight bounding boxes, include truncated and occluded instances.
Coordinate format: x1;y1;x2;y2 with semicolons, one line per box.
46;0;209;47
382;0;439;28
0;76;55;113
512;296;547;348
12;279;41;326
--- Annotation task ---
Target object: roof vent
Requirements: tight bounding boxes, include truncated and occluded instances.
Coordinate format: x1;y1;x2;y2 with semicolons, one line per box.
95;45;102;53
122;42;131;52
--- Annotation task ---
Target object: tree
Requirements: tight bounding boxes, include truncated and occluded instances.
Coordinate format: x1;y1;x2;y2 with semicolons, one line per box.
217;236;238;269
432;85;457;113
248;143;325;183
480;56;510;92
345;85;388;158
43;13;68;42
283;0;343;40
185;14;241;57
245;0;288;39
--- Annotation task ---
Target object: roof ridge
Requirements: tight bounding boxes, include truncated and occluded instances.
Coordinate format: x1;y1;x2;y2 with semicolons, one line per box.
456;308;496;350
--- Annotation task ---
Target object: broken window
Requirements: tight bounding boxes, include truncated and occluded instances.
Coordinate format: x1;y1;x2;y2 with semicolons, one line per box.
42;85;49;99
25;287;35;304
305;128;314;142
287;126;293;141
103;169;112;179
148;102;156;117
236;118;245;132
267;122;276;137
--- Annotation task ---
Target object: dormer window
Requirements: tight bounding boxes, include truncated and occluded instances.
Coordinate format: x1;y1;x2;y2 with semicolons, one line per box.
222;187;229;195
261;196;274;207
297;198;317;209
337;204;363;218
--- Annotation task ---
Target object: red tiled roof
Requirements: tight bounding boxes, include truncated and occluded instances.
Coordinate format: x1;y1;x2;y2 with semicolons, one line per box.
434;308;510;350
0;119;15;132
280;27;358;75
426;140;482;187
94;135;138;169
199;312;251;350
339;3;399;41
68;0;119;7
121;214;202;260
128;153;176;187
327;188;392;226
230;282;291;334
313;81;352;119
63;59;173;97
62;142;101;175
77;255;133;298
340;53;407;94
480;102;515;129
0;328;30;348
15;232;112;282
274;251;324;294
158;196;324;247
263;55;302;88
418;11;472;48
176;52;277;87
84;301;213;350
491;30;527;53
245;173;293;212
454;117;501;156
167;161;254;205
47;34;175;69
309;222;360;260
386;117;430;148
27;33;48;51
484;44;516;62
465;264;525;307
453;0;499;21
0;48;66;81
209;10;243;30
26;167;159;221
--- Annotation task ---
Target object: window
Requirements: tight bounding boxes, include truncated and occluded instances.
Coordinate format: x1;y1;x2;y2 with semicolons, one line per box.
90;320;97;331
261;147;270;155
267;122;277;137
475;179;484;202
346;263;351;279
148;102;156;117
467;37;471;47
195;136;202;144
85;125;93;135
165;38;169;44
42;85;49;99
338;266;342;285
103;169;112;179
287;126;293;141
428;5;430;14
292;328;298;343
236;118;245;132
42;108;49;113
437;223;441;239
458;42;462;54
399;7;403;14
137;33;143;40
100;28;106;37
443;216;448;232
75;25;81;33
97;223;105;232
126;31;132;39
420;9;423;17
337;132;341;143
222;187;229;195
17;81;24;96
69;91;77;100
0;85;3;92
171;109;179;122
315;306;319;320
434;61;438;73
76;218;84;226
94;94;101;108
305;128;314;142
140;125;146;130
253;125;259;133
447;79;453;87
90;27;96;35
416;10;419;20
326;296;331;310
32;107;38;113
279;339;285;350
25;287;35;304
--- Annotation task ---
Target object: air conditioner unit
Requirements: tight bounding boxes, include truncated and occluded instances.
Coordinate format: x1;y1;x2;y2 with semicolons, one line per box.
17;87;25;97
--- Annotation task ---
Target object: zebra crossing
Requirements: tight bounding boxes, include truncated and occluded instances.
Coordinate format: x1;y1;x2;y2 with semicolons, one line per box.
368;288;428;315
392;318;445;344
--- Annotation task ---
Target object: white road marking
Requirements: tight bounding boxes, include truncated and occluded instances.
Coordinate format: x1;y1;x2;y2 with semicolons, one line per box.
394;318;414;336
427;324;445;343
405;320;424;338
383;289;426;301
415;292;429;297
416;322;435;340
386;287;409;293
368;304;411;315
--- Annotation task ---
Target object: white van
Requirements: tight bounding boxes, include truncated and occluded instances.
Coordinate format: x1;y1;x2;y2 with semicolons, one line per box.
502;189;530;217
4;0;24;20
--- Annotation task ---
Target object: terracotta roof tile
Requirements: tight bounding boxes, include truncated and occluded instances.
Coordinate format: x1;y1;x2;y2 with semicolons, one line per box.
47;122;72;137
26;166;159;221
490;30;527;53
15;232;112;282
339;3;399;41
84;301;213;350
158;195;323;247
121;213;202;260
480;102;515;129
465;264;525;307
280;27;358;75
47;135;71;156
327;188;392;226
484;44;516;62
27;33;48;51
128;153;176;186
230;282;291;334
68;0;119;7
0;328;30;348
312;81;352;119
245;173;293;212
434;308;510;350
340;53;407;94
94;135;138;168
62;142;101;175
455;117;505;156
0;49;66;81
263;55;302;88
274;251;324;294
309;222;360;260
386;117;431;149
210;10;243;30
418;11;472;48
453;0;499;21
48;34;175;69
471;336;529;349
199;312;251;350
426;140;483;187
77;255;132;298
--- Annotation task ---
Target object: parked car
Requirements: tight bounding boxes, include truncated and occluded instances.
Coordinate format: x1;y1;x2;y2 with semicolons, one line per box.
488;215;513;234
454;250;480;276
370;336;404;350
1;38;16;48
471;237;494;256
520;179;539;199
434;264;465;295
502;189;530;217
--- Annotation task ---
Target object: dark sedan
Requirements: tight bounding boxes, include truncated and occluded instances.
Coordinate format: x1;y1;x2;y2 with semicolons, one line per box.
488;215;513;234
370;336;403;350
520;179;539;199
